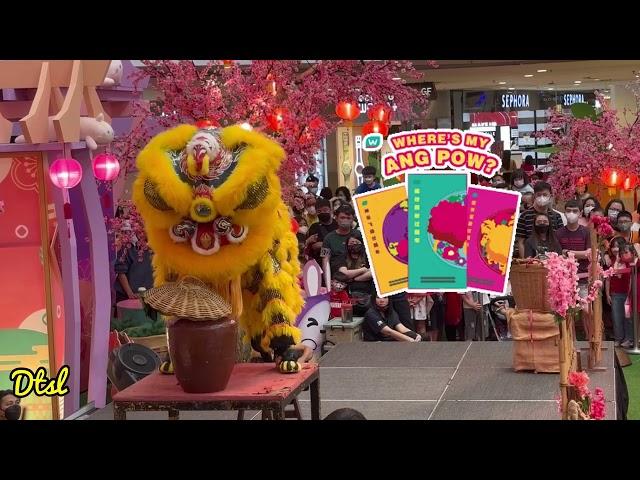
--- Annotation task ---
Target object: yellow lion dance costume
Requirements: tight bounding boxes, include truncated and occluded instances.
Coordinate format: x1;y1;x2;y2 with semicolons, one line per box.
133;123;304;369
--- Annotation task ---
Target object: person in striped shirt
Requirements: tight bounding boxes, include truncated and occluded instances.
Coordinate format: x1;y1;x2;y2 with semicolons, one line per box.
516;181;564;258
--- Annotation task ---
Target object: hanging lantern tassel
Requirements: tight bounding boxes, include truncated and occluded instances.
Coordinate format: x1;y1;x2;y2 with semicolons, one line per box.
63;202;73;220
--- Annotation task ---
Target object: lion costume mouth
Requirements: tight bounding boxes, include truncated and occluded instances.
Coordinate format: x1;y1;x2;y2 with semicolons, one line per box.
169;216;249;255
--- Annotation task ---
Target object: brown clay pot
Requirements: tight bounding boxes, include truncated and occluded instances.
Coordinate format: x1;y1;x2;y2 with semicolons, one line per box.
168;317;237;393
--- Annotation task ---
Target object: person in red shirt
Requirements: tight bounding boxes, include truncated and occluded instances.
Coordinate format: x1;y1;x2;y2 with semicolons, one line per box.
444;292;464;341
606;238;633;347
329;274;351;319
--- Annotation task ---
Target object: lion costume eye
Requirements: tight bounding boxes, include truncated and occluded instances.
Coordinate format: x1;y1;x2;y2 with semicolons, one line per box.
143;179;173;211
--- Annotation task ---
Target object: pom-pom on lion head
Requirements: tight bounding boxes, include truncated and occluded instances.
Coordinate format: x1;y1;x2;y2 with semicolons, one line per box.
133;124;287;282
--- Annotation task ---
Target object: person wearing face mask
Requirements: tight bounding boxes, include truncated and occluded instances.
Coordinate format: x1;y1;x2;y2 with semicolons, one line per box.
304;174;319;196
579;196;600;227
354;166;381;194
0;390;23;420
524;212;563;259
605;199;625;226
491;174;508;190
516;181;564;258
556;200;593;338
510;169;534;194
610;210;639;246
605;239;634;347
323;205;362;260
305;198;338;264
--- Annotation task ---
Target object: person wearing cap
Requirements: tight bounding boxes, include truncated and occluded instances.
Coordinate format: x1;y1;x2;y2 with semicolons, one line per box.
355;166;381;194
304;174;319;196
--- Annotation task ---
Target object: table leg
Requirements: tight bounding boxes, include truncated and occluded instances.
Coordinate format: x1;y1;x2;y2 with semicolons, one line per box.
168;408;180;420
310;378;321;421
271;406;285;421
237;410;245;421
113;403;126;420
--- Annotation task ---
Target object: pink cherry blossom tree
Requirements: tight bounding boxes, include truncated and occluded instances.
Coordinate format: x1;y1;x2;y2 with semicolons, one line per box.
539;89;640;200
113;60;432;200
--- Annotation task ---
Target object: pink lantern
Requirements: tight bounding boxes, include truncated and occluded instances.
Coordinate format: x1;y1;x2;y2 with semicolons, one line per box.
92;153;120;181
49;158;83;189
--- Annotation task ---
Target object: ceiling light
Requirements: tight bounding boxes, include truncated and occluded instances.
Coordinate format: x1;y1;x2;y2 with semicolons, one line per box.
498;81;507;85
593;78;600;81
508;87;515;90
537;69;548;73
392;77;402;80
574;80;582;84
547;87;554;90
524;74;534;78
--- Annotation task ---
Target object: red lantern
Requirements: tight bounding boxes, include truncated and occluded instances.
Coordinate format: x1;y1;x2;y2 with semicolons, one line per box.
623;174;638;190
92;153;120;181
335;101;360;121
362;120;389;137
222;60;234;69
49;158;83;189
291;217;299;234
603;169;622;188
266;108;287;132
196;119;219;129
368;103;392;123
309;117;324;131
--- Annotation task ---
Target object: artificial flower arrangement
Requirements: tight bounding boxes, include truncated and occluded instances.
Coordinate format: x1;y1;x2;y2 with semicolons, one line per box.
545;252;610;419
565;371;606;420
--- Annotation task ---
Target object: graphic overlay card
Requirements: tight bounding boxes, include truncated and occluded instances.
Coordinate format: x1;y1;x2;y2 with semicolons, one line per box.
353;184;408;297
466;186;521;295
408;172;469;291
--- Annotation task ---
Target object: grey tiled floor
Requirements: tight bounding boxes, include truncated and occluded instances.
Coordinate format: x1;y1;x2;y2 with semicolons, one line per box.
86;341;616;420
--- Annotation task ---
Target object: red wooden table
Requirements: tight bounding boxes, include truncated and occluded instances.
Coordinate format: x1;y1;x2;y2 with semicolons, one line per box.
112;363;320;420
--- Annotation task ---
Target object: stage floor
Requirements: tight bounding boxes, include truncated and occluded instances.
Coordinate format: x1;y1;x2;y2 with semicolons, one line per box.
87;341;616;420
295;341;617;420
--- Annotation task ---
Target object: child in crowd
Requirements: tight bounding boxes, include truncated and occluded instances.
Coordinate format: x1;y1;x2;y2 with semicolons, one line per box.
606;239;634;347
329;274;351;319
407;292;434;340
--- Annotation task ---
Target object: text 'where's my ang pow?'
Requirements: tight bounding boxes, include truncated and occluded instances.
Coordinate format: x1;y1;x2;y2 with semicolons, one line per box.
381;129;502;179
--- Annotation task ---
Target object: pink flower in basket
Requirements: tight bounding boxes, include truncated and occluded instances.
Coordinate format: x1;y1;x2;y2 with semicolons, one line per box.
590;387;606;420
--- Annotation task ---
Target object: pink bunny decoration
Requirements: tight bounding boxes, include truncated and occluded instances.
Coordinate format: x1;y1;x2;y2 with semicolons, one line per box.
295;260;331;353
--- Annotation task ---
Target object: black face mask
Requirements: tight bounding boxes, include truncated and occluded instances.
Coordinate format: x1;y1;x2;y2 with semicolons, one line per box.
318;213;332;224
348;244;363;255
4;404;21;420
534;224;549;235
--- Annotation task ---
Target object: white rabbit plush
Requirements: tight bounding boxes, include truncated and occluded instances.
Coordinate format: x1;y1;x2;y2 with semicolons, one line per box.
15;113;114;150
103;60;123;86
294;259;331;355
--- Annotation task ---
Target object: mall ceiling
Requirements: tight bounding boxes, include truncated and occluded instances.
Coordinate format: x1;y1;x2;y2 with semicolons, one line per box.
408;60;640;92
136;60;640;94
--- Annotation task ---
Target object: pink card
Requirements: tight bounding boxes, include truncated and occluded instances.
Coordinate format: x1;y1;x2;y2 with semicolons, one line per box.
466;186;521;295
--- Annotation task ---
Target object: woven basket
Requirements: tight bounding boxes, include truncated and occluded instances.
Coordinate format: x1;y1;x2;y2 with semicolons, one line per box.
141;276;232;321
509;259;551;313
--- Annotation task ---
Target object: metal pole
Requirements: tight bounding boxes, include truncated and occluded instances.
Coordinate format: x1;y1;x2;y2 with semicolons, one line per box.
627;264;640;354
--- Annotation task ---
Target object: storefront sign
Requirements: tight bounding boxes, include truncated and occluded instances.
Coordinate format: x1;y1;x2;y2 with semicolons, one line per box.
562;93;585;106
501;93;530;109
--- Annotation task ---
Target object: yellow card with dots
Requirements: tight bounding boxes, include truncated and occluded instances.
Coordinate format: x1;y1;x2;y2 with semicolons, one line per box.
353;184;408;297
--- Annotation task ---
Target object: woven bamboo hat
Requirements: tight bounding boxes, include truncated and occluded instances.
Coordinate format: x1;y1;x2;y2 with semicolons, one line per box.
142;276;232;321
